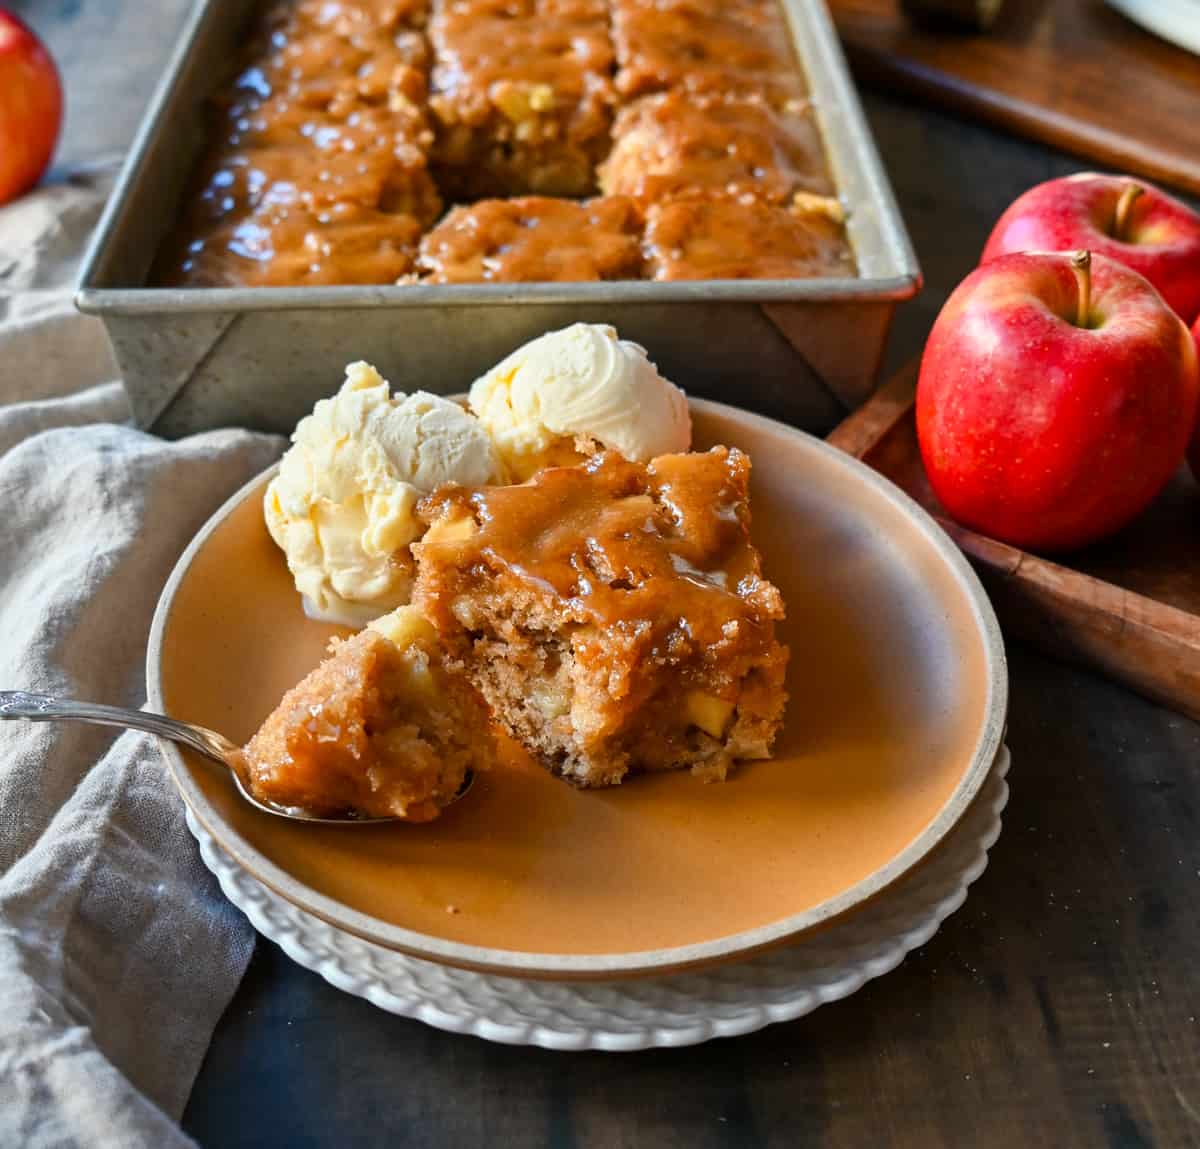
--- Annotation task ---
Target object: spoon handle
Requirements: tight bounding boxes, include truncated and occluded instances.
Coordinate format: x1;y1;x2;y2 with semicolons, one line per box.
0;691;237;764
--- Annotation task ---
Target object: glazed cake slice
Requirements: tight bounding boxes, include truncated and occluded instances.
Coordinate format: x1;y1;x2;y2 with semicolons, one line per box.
241;605;495;819
599;90;833;204
242;15;431;111
413;448;789;787
183;99;441;222
644;194;855;281
416;196;644;282
428;0;615;198
173;199;423;287
160;0;439;286
612;0;807;107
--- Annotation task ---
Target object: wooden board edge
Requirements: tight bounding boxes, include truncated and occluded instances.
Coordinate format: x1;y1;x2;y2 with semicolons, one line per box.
825;360;919;456
838;43;1200;199
827;363;1200;720
939;517;1200;646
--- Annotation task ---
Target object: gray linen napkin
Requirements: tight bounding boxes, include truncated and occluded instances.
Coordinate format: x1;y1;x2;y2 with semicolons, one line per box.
0;179;284;1146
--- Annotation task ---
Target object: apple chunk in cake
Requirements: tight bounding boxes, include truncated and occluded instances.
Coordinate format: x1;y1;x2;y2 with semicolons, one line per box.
241;605;494;819
428;0;615;198
413;447;789;787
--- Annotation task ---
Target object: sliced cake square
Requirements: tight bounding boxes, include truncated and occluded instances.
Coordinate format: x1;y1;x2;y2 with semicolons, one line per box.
413;447;789;787
643;194;854;281
163;0;439;285
172;199;423;286
611;0;806;107
599;89;833;204
416;195;644;282
428;0;615;198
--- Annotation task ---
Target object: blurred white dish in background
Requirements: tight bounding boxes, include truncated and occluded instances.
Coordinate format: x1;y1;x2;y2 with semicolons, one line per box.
1105;0;1200;56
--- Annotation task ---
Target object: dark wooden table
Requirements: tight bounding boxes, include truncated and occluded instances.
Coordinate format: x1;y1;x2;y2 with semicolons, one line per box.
17;2;1200;1145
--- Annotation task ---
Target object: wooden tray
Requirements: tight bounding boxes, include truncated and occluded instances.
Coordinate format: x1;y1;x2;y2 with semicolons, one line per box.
829;0;1200;197
828;364;1200;721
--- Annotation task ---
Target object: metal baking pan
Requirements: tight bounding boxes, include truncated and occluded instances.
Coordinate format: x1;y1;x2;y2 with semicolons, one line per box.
76;0;921;438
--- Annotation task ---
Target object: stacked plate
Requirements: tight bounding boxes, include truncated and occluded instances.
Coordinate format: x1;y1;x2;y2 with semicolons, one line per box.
148;400;1010;1047
189;748;1008;1049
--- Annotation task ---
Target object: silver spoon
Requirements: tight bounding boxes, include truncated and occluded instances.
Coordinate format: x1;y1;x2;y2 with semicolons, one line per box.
0;690;472;824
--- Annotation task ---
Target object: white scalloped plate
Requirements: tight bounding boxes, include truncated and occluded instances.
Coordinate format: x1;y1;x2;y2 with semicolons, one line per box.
192;745;1009;1050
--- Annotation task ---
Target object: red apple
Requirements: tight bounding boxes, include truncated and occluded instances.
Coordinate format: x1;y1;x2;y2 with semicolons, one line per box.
981;173;1200;324
1190;315;1200;482
0;10;62;206
917;250;1199;551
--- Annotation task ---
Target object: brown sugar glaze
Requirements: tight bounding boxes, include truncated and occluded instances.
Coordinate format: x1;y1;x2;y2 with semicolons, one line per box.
644;196;856;281
157;0;857;286
416;448;783;676
601;90;833;203
169;202;426;287
158;0;439;286
610;0;807;105
429;0;614;131
416;196;644;281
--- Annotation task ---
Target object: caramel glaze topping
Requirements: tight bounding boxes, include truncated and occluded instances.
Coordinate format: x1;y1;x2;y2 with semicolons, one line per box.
415;448;784;678
185;103;436;221
238;21;431;109
429;0;614;133
611;0;807;105
173;201;424;288
644;195;855;281
600;90;833;204
285;0;433;37
157;0;439;286
158;0;853;286
416;196;644;282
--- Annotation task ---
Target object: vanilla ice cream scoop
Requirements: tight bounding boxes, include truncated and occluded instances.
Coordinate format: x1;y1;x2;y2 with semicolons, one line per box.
265;362;501;627
467;324;692;480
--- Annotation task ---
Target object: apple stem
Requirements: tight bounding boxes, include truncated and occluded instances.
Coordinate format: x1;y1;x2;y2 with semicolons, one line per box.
1113;183;1144;240
1071;250;1092;329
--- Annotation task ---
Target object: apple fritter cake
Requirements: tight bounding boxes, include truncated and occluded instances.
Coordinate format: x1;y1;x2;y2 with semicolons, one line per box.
416;195;644;282
428;0;615;198
600;89;833;204
644;194;855;281
413;447;789;787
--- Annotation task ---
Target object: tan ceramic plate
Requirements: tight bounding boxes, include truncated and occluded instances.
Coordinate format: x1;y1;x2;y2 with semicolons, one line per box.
147;399;1007;980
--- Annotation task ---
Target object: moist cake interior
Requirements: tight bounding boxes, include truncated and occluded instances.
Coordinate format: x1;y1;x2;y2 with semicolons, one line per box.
413;447;789;787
